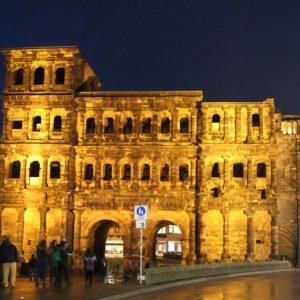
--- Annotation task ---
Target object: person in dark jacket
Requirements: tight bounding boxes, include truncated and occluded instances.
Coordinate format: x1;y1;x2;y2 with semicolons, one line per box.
56;238;72;286
28;254;37;282
0;236;18;288
35;240;48;287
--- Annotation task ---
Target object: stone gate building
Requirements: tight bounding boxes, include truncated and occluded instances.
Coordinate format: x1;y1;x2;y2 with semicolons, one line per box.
0;46;299;268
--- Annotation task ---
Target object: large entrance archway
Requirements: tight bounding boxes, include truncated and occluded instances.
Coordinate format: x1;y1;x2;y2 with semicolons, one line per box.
93;220;124;260
151;221;183;265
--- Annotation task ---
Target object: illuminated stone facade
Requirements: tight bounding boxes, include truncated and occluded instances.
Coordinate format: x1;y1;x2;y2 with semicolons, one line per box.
0;46;299;267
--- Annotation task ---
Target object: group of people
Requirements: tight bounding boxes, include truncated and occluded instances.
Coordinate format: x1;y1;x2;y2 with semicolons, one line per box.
0;235;105;288
28;238;73;287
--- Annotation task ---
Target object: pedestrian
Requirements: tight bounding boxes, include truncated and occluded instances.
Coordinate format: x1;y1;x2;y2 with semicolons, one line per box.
48;240;60;285
56;238;72;286
35;239;48;287
0;236;18;288
28;254;37;282
83;248;96;285
100;257;107;277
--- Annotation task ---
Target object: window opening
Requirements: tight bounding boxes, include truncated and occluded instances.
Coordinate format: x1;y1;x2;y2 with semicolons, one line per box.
160;164;170;181
86;118;95;134
161;118;170;134
85;164;94;180
53;116;62;132
142;118;151;134
29;161;40;177
10;161;21;178
211;163;220;177
14;68;24;85
104;118;114;134
179;165;189;181
12;121;22;129
211;187;219;198
32;116;41;131
233;163;244;178
123;118;133;134
123;164;131;180
261;189;266;199
180;118;189;133
257;163;266;178
142;164;150;180
34;67;44;85
104;164;112;180
55;67;65;85
252;114;260;126
50;161;60;179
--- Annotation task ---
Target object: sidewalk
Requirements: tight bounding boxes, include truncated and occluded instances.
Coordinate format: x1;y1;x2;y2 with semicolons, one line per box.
0;273;143;300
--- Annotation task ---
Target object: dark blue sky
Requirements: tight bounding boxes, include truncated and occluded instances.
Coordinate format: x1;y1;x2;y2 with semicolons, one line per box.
1;0;300;114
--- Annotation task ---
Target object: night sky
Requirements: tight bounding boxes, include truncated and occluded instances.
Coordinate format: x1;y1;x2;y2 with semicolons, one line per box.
1;0;300;114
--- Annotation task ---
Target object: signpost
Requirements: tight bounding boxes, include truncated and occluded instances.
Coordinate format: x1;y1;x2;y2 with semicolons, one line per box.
134;205;148;285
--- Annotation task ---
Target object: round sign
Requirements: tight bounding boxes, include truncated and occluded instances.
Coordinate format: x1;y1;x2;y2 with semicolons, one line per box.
136;206;146;217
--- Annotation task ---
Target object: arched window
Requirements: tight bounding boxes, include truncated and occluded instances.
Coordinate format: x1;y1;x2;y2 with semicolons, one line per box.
34;67;44;85
160;164;169;181
32;116;41;131
180;118;189;133
261;189;266;199
55;67;65;85
86;118;95;134
211;162;220;177
10;161;21;178
104;118;114;134
14;68;24;85
212;114;220;131
104;164;112;180
53;116;62;132
142;164;150;180
257;163;266;178
29;161;40;177
123;118;133;134
84;164;94;180
161;118;170;134
50;161;60;179
123;164;131;180
233;163;244;178
252;114;260;126
142;118;151;134
179;164;189;181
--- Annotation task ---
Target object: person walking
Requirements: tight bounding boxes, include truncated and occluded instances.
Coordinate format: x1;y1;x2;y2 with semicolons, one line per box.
83;248;96;285
56;238;72;286
0;236;18;288
48;240;60;285
35;240;48;287
28;254;37;282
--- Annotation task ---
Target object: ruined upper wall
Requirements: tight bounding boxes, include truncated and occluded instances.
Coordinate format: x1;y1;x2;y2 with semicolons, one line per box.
0;46;101;95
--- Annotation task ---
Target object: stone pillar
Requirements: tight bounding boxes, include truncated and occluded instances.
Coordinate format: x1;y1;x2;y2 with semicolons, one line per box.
187;211;196;264
39;207;47;241
45;108;51;140
41;156;48;188
76;157;83;190
201;107;207;140
221;207;231;262
2;109;8;140
95;159;100;188
73;209;83;253
198;208;208;263
235;107;242;143
259;107;264;140
152;113;158;141
270;158;276;190
247;158;254;188
173;109;178;141
67;209;75;248
224;158;230;188
244;209;255;261
17;208;25;253
270;211;279;259
247;108;252;142
62;208;68;238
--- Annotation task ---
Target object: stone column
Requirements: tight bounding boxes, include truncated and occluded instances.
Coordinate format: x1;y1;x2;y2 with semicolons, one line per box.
270;158;276;190
45;108;51;140
259;107;264;140
76;157;83;190
270;211;279;259
39;207;47;241
187;211;196;264
247;108;252;142
41;156;48;188
235;107;242;143
247;158;254;188
172;109;178;141
95;159;100;188
224;158;230;188
2;109;8;140
244;209;255;261
17;208;25;253
152;113;158;141
198;208;208;263
73;209;83;269
221;207;231;262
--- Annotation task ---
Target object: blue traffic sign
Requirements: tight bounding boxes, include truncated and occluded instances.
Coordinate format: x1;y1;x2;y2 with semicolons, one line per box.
134;205;148;220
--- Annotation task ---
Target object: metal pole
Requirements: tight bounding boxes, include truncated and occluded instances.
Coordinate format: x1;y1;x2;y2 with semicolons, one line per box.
139;227;143;285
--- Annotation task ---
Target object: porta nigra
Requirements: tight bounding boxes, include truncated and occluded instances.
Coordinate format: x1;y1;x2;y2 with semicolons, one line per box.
0;46;299;268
